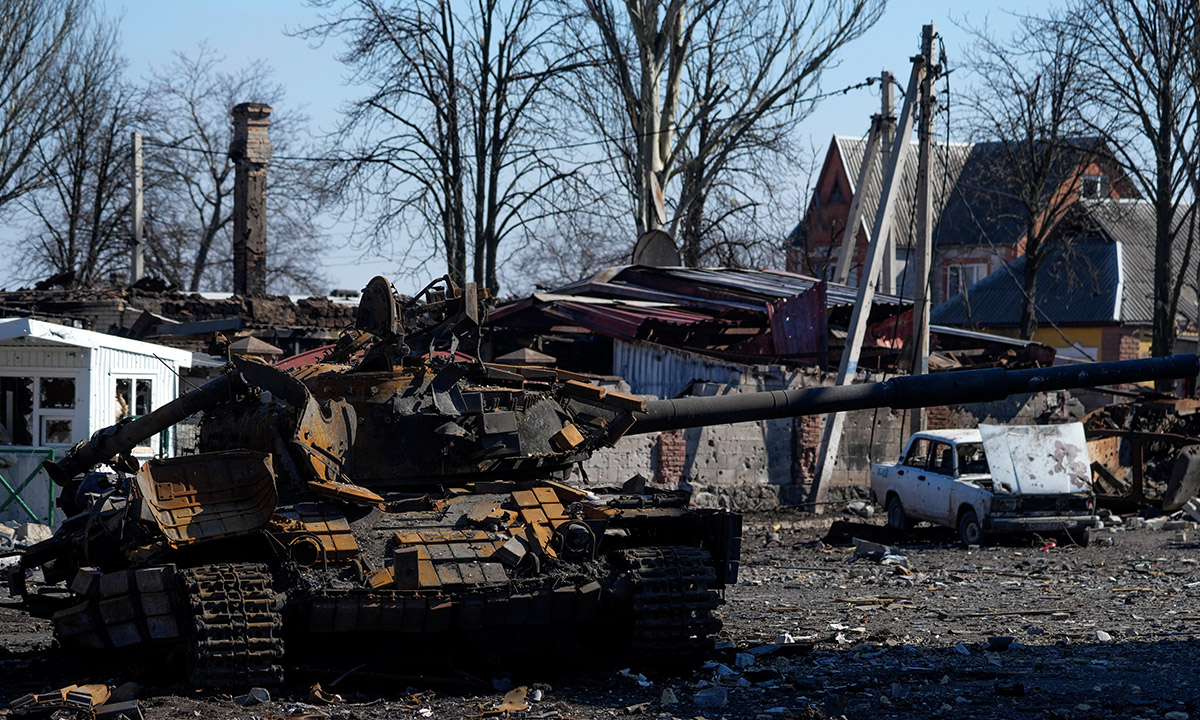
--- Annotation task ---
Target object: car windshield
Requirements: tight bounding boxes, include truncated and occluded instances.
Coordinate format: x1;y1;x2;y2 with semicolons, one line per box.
957;442;988;475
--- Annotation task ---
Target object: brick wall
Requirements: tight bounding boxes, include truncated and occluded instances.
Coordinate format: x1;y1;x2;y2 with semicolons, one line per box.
1100;327;1141;362
653;430;687;485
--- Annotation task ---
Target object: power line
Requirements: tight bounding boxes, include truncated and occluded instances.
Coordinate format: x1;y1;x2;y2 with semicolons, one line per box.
139;76;884;165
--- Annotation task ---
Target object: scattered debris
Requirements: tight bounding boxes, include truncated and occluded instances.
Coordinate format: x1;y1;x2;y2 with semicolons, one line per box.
494;687;530;713
850;538;908;569
234;687;270;707
616;668;651;687
984;636;1014;652
846;501;874;519
308;683;343;704
693;686;728;708
11;684;110;717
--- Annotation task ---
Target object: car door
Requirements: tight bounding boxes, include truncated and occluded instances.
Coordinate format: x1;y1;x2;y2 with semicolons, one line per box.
914;441;957;526
894;437;933;520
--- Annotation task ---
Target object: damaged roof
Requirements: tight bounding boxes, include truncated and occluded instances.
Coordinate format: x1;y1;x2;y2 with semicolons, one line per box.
492;265;1047;370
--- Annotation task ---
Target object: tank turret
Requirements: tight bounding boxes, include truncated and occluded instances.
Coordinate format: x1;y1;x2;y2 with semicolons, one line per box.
19;276;1200;687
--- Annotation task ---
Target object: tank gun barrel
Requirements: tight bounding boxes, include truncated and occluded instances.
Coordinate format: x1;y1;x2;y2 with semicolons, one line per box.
631;354;1200;434
45;372;245;486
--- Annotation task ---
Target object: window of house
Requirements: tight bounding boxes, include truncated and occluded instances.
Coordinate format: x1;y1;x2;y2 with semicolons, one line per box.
42;418;73;444
1081;173;1109;199
115;378;154;448
945;262;989;299
39;377;75;409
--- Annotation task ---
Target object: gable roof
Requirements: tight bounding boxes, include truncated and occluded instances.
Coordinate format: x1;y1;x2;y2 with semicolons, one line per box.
808;135;1117;252
931;199;1197;327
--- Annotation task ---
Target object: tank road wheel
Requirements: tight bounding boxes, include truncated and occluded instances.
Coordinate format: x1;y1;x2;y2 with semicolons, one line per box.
958;509;984;548
885;494;912;533
178;563;284;688
614;547;721;668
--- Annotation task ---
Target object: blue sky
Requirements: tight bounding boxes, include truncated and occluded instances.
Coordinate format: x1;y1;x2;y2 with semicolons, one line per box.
99;0;1030;295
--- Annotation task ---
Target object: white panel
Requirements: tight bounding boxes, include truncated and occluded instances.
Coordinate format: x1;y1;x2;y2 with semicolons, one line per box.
0;344;87;370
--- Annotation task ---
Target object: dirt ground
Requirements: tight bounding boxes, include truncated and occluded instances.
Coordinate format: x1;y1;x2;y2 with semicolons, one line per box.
3;510;1200;720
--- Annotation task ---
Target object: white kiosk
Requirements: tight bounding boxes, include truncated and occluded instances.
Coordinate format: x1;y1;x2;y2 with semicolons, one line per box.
0;318;193;526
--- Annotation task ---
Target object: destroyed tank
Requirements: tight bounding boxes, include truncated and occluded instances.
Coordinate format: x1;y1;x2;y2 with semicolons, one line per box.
13;275;1200;687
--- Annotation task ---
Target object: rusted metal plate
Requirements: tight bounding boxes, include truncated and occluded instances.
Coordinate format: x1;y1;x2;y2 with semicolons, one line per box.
512;490;539;508
306;480;384;506
561;380;607;401
135;451;277;547
551;423;585;451
767;282;827;360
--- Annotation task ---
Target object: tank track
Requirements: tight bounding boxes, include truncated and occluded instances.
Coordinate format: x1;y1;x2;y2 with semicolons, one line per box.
179;563;285;687
617;547;721;665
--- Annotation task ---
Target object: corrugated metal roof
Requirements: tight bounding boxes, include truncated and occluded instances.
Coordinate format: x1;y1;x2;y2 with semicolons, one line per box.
836;136;973;250
1083;199;1197;325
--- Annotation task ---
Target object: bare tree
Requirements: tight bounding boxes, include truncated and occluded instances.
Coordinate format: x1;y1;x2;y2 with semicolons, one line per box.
139;45;329;293
299;0;584;294
960;13;1111;340
0;0;89;214
18;13;133;288
1067;0;1199;359
567;0;883;260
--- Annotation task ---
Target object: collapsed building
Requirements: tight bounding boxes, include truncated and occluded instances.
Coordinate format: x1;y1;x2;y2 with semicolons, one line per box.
487;265;1097;510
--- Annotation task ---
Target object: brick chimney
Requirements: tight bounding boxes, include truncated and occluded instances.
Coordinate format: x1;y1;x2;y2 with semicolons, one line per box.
229;103;273;295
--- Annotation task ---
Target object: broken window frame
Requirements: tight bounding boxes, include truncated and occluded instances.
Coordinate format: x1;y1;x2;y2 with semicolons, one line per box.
0;373;82;448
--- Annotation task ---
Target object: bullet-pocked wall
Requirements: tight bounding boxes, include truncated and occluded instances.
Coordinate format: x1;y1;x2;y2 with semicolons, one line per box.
579;359;909;511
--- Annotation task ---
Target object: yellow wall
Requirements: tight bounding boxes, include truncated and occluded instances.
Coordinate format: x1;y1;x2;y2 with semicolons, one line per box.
975;326;1142;362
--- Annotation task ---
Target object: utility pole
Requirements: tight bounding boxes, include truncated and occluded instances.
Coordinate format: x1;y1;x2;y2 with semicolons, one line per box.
809;54;923;511
129;131;144;284
909;25;938;436
834;70;895;288
878;71;899;295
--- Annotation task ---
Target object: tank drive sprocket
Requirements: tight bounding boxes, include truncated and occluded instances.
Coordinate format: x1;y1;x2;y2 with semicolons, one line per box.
615;546;721;666
178;563;285;687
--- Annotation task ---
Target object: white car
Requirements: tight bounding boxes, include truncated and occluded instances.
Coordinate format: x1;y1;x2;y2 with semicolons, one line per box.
870;423;1099;546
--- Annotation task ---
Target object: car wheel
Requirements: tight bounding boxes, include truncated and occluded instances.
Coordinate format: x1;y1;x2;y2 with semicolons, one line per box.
886;495;911;532
958;509;983;548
